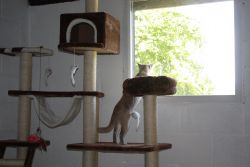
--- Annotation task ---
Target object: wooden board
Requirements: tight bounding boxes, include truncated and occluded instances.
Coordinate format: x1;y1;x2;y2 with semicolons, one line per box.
0;47;53;57
0;139;50;148
67;142;172;154
58;43;119;55
29;0;78;6
0;140;50;167
8;90;104;98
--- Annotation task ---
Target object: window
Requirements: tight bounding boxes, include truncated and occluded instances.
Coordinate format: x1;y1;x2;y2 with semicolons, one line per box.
132;0;235;96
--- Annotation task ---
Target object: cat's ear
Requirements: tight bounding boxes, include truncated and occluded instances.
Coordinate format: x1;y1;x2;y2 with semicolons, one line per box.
149;64;153;69
138;63;142;67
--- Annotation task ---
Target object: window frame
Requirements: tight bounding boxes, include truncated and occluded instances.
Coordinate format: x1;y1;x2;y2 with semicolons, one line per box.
129;0;243;102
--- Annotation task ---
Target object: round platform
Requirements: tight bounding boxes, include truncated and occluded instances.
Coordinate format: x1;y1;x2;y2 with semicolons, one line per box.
0;47;53;57
123;76;177;96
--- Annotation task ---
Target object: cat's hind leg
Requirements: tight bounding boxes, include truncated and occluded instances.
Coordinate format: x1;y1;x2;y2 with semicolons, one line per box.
119;126;128;145
119;120;129;145
113;125;118;144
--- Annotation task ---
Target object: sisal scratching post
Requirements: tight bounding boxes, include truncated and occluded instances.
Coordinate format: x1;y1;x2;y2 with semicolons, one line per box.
82;51;98;167
85;0;98;13
0;159;24;166
17;53;32;159
82;1;99;167
143;95;159;167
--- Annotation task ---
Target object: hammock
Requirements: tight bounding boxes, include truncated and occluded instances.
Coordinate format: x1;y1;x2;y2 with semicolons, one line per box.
31;96;82;128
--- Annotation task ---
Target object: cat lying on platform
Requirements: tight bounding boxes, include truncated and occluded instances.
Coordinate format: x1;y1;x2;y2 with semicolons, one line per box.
98;64;152;144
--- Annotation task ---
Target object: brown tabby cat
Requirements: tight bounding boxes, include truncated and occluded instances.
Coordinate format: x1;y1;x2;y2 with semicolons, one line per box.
98;64;152;144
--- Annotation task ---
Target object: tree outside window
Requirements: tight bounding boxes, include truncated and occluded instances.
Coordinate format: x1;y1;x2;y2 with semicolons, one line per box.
134;2;234;96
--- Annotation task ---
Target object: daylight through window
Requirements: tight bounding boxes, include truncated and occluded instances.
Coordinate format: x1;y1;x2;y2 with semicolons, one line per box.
133;1;235;96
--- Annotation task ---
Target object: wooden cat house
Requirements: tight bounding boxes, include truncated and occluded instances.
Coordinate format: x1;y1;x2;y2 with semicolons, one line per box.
58;12;120;55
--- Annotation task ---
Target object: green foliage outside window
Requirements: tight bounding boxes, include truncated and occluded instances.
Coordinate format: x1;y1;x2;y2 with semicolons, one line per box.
134;9;214;95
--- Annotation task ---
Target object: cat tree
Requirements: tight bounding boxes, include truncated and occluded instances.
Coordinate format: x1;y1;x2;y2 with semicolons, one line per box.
59;1;177;167
66;76;176;167
0;47;52;167
0;0;176;167
58;0;119;166
123;76;176;167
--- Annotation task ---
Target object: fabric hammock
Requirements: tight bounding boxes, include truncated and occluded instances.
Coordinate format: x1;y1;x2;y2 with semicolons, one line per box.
31;96;83;128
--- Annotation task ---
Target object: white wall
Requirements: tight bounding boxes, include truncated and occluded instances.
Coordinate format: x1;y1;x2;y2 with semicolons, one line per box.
1;0;250;167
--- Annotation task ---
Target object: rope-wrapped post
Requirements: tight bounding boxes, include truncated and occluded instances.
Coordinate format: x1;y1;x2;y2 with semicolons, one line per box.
0;159;24;167
144;95;158;167
82;51;97;167
17;53;33;159
123;76;177;167
82;1;99;167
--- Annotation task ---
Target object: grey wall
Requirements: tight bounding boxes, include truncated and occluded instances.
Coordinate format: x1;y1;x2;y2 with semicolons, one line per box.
0;0;28;140
1;0;250;167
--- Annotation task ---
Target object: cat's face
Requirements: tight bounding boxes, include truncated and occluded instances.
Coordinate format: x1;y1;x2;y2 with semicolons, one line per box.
137;63;153;76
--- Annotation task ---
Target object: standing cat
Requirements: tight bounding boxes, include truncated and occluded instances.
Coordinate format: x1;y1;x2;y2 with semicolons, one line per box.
98;64;152;144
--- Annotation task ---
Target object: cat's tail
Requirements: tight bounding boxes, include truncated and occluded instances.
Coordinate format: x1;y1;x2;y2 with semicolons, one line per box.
98;119;115;133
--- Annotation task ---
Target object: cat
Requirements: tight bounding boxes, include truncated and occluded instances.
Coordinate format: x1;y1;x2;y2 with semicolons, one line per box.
98;64;152;144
